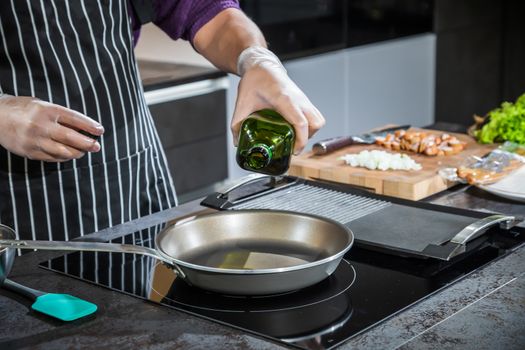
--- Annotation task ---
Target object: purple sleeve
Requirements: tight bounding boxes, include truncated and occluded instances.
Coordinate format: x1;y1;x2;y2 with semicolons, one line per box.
151;0;240;43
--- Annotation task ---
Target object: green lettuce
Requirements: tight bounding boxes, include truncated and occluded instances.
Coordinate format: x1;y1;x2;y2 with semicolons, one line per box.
475;92;525;145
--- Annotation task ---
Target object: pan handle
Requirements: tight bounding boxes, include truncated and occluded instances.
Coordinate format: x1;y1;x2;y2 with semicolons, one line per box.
201;173;271;209
0;239;187;279
450;214;517;245
202;174;296;209
217;173;270;196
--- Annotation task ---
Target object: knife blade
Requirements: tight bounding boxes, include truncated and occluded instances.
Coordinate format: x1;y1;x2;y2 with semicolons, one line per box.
312;125;411;155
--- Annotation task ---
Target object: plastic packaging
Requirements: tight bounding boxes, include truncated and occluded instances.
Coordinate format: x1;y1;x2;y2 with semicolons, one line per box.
499;141;525;158
439;149;524;185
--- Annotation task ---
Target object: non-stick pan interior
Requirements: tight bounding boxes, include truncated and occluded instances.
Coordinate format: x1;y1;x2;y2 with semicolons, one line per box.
156;210;353;271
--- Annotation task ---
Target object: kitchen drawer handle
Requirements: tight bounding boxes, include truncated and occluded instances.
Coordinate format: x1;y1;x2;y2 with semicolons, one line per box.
144;77;229;105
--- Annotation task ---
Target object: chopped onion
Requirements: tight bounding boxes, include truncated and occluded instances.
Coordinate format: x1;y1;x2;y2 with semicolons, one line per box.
339;150;422;171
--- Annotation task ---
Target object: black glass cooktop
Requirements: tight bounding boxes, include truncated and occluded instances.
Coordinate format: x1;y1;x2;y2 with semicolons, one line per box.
41;224;524;349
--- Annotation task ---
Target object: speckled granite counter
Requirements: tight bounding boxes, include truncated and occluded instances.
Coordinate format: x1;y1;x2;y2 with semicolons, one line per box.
1;189;524;349
138;60;225;91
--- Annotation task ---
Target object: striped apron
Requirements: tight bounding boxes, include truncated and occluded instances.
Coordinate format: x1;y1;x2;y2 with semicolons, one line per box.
0;0;177;243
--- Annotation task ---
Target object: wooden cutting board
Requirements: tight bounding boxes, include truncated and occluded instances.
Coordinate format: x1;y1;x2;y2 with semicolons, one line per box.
289;128;495;200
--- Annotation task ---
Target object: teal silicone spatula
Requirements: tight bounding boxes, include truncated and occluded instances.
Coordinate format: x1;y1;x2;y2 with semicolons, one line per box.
2;278;97;321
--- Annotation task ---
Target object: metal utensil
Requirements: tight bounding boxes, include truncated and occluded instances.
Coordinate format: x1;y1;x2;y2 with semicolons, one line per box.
0;236;14;286
2;278;97;322
0;210;354;295
421;214;517;260
312;125;411;155
0;226;97;321
203;176;522;261
0;225;16;287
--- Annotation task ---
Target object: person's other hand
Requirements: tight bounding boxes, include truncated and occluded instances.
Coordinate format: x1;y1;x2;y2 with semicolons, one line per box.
231;47;325;155
0;95;104;162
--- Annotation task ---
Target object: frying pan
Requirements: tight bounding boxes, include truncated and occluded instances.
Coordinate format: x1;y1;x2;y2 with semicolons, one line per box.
0;225;15;285
0;210;354;295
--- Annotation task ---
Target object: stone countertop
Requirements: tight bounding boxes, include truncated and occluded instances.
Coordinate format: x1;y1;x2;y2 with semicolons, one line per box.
138;60;226;92
1;189;524;349
0;202;286;350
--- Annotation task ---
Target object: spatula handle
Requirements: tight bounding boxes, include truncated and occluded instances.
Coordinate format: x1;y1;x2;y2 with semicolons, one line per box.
2;278;44;300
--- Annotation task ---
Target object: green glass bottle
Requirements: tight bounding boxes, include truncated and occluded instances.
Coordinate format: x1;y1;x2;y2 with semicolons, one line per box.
236;109;295;175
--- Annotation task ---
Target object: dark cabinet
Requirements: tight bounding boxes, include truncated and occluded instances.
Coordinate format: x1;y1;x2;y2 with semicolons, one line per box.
501;0;525;102
434;0;500;31
434;22;502;123
239;0;433;60
434;0;525;125
163;135;227;197
239;0;347;59
150;90;227;149
146;85;228;203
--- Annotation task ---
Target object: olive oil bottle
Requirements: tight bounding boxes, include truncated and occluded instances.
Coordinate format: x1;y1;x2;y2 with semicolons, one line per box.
236;109;295;175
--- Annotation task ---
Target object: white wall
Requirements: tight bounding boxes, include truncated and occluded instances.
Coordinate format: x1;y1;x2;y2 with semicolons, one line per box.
345;34;436;134
134;23;213;67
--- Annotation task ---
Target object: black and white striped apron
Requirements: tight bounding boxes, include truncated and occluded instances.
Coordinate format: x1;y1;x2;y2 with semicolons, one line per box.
0;0;177;242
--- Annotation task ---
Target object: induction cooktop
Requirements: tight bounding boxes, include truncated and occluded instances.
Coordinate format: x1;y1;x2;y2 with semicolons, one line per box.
41;221;524;350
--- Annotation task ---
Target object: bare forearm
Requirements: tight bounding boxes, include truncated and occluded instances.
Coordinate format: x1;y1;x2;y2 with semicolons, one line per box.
193;8;266;74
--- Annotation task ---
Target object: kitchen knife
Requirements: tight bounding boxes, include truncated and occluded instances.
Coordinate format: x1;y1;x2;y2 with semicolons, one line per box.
312;125;411;155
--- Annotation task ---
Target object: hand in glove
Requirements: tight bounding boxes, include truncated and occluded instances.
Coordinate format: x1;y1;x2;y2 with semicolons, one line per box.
232;46;325;155
0;95;104;162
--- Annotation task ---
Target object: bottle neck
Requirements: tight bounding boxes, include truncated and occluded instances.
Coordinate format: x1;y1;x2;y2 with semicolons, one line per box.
246;144;273;170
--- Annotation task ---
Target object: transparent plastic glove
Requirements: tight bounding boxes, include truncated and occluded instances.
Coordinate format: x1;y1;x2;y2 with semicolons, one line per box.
0;95;104;162
232;46;325;155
